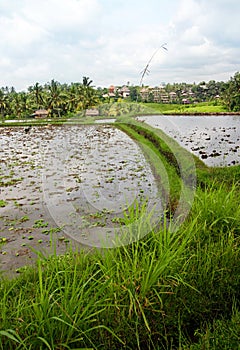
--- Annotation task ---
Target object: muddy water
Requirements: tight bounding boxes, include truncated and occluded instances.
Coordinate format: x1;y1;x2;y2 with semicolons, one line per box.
0;125;161;275
137;115;240;167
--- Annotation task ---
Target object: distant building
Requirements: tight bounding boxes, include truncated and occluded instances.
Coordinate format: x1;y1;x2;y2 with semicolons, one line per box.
119;86;130;98
108;85;115;94
159;91;169;103
102;85;116;99
152;87;162;102
169;91;177;102
85;108;99;116
140;87;150;101
32;109;49;118
102;92;115;98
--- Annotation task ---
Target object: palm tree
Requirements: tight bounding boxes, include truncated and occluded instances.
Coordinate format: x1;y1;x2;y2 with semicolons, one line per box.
11;92;30;119
28;82;45;110
66;83;82;112
0;77;100;119
82;76;93;87
81;77;99;111
0;89;8;122
45;79;65;117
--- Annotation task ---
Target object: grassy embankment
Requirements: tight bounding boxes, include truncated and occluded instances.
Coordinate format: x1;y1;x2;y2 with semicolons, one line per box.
0;116;240;349
0;101;233;128
0;117;96;127
143;101;229;115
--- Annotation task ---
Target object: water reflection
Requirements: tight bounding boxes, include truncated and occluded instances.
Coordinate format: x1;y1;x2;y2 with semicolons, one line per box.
0;125;162;248
137;115;240;167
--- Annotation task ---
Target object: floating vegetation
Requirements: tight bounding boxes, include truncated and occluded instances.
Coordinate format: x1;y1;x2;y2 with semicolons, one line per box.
33;219;49;228
0;200;7;207
0;237;7;244
0;124;161;272
42;227;62;235
0;178;23;187
137;115;240;167
19;215;29;223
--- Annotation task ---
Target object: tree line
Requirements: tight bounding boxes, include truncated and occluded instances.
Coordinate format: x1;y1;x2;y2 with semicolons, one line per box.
1;72;240;120
0;77;99;120
126;72;240;109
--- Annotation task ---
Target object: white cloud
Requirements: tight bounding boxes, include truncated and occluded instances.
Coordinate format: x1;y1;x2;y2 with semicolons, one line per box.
181;26;204;45
0;14;47;50
0;0;239;90
174;0;202;25
21;0;100;32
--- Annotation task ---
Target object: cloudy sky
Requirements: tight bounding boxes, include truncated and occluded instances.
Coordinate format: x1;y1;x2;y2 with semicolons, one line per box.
0;0;239;90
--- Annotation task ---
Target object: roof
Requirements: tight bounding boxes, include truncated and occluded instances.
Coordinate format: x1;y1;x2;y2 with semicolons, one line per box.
32;109;49;118
85;108;99;116
120;86;130;92
34;109;48;114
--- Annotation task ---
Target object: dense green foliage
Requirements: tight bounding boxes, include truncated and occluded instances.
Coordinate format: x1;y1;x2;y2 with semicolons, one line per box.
0;77;99;120
1;71;240;122
223;71;240;111
143;101;228;115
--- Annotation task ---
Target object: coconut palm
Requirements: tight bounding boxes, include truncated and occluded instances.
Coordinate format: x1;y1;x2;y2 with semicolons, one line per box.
82;76;93;87
45;79;65;117
81;77;99;110
65;83;81;111
0;89;8;122
11;92;30;119
28;82;45;110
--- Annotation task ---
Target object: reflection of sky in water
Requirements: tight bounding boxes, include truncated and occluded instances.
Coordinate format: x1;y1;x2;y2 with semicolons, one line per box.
42;125;160;213
42;125;162;246
137;115;240;167
0;125;162;247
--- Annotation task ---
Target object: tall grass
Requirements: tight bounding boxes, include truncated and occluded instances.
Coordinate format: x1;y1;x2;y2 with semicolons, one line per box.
1;180;239;349
0;218;187;348
175;182;240;344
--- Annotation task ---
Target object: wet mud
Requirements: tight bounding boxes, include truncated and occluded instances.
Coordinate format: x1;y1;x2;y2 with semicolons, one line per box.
138;115;240;167
0;124;161;276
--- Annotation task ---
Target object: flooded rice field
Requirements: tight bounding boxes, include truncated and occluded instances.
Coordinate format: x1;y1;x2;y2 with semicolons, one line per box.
0;125;161;274
137;115;240;167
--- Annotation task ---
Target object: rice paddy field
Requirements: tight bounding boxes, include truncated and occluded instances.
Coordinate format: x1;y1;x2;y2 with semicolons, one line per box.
137;114;240;167
0;116;239;349
0;124;161;273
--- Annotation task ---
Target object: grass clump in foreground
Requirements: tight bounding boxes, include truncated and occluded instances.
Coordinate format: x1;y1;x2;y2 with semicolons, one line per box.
0;175;240;349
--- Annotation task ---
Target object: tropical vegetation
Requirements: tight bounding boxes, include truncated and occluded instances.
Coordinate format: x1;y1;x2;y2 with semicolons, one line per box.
0;77;99;120
1;72;240;122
